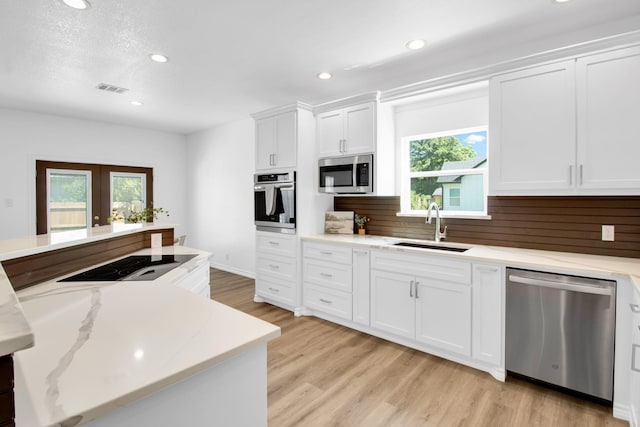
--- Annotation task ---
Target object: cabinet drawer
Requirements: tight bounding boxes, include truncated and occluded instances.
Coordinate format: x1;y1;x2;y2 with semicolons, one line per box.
371;250;471;284
172;261;210;296
256;254;296;282
304;242;352;264
256;233;296;257
303;258;352;292
256;277;295;306
304;284;352;321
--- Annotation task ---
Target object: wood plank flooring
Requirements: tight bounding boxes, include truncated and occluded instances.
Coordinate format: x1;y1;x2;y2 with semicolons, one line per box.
209;269;626;427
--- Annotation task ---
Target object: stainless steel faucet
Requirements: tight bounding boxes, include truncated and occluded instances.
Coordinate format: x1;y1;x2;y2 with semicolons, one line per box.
426;202;447;242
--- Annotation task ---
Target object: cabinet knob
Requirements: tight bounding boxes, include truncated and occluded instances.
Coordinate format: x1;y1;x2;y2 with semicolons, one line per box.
631;304;640;313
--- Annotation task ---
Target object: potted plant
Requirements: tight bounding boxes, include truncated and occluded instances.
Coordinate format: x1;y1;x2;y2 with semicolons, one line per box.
354;214;370;235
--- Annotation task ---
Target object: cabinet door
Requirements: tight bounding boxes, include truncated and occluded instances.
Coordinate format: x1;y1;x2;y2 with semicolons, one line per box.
343;102;375;155
317;110;344;157
274;111;297;168
489;61;576;194
631;289;640;426
471;264;502;365
576;46;640;192
255;117;275;171
370;270;415;339
415;277;471;356
353;249;370;327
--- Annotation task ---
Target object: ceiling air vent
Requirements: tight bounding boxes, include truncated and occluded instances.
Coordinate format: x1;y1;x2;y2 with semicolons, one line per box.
95;83;129;94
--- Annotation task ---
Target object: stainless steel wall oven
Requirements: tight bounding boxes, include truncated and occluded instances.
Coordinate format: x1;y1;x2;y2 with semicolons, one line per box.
254;171;295;234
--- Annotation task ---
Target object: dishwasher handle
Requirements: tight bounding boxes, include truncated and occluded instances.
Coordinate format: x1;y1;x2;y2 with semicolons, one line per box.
508;274;612;296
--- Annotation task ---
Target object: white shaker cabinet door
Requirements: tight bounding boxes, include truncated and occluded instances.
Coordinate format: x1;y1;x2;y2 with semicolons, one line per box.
255;118;275;171
343;102;376;155
471;264;503;366
352;249;370;327
489;60;576;194
414;277;471;357
370;270;415;339
317;109;344;157
576;46;640;193
273;111;297;169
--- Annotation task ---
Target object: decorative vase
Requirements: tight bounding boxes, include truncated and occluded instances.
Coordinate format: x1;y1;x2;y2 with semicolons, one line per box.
358;228;365;235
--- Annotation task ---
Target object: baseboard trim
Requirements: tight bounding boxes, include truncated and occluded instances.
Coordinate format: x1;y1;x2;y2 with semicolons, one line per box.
211;263;255;279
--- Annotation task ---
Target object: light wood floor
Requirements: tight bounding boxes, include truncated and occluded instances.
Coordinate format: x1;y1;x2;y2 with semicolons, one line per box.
210;269;626;427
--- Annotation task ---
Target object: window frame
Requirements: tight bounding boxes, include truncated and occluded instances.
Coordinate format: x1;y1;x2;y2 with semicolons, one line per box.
400;126;489;218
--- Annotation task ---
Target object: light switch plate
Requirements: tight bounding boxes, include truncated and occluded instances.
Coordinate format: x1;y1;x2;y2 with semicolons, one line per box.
602;225;615;241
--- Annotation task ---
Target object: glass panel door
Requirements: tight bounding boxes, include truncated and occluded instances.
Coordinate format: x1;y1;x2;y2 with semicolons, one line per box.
110;172;146;223
46;169;92;233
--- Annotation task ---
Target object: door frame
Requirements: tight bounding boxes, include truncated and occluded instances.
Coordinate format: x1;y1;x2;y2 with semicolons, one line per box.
36;160;153;234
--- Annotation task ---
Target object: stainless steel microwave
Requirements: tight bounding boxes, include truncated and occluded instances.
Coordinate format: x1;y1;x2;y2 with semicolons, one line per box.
318;154;373;194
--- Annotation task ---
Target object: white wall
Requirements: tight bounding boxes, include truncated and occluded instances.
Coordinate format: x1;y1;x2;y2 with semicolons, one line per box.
186;118;256;277
0;108;188;240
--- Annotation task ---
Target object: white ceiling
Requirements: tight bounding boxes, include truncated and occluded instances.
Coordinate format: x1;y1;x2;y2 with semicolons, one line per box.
1;0;639;135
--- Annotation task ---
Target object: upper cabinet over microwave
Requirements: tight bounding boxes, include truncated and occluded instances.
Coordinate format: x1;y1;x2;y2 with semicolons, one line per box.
489;45;640;196
316;101;376;157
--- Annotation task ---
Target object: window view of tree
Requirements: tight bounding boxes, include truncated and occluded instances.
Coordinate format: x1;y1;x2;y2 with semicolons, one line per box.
406;129;487;212
110;175;145;223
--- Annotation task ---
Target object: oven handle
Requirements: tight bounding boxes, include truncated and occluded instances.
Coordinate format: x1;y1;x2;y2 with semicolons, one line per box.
508;274;612;296
254;184;295;191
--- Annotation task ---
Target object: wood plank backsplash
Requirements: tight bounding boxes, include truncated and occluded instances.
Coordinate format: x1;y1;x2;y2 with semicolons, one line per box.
334;196;640;258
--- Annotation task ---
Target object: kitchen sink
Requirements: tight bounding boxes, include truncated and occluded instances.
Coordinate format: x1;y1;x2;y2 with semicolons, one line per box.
392;242;469;253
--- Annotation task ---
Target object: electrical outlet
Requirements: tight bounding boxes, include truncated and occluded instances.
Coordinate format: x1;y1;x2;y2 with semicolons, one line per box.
601;225;615;242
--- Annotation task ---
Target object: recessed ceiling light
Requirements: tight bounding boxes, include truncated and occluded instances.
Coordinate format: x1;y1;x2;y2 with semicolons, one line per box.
130;100;143;106
62;0;90;10
149;53;169;63
553;0;571;2
317;72;332;80
406;39;426;50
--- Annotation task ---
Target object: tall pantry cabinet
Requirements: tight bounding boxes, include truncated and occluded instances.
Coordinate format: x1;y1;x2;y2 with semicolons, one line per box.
251;103;333;314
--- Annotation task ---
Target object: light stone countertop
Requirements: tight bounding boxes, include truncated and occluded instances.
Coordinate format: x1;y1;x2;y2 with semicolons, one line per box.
0;223;176;261
12;245;281;427
302;234;640;291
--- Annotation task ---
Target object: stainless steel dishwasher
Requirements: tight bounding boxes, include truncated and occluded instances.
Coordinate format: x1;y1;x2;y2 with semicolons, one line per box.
506;268;616;402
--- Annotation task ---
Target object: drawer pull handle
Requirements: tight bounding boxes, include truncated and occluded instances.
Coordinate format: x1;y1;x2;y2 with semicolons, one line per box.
319;298;332;304
409;280;414;298
268;241;280;245
353;250;368;255
631;304;640;313
269;264;280;269
268;287;280;293
320;251;333;255
477;266;498;273
320;272;333;278
633;344;640;373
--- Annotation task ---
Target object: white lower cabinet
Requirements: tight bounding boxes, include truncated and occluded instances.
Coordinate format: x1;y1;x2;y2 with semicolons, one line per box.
302;242;354;320
352;249;370;326
415;278;471;356
172;258;211;298
370;270;415;339
302;239;504;380
255;231;297;310
471;263;503;366
630;288;640;427
370;263;472;357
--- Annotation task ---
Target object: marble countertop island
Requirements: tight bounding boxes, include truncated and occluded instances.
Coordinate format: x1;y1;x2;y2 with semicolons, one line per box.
0;227;280;426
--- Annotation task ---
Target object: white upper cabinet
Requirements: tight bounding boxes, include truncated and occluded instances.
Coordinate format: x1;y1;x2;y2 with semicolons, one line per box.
489;60;576;194
317;101;376;157
490;45;640;195
254;110;297;171
576;46;640;191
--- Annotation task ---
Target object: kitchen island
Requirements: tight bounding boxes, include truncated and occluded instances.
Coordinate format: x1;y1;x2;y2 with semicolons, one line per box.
0;225;280;426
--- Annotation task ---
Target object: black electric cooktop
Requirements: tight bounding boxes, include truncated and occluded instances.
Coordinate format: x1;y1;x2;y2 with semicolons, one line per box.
58;254;197;282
